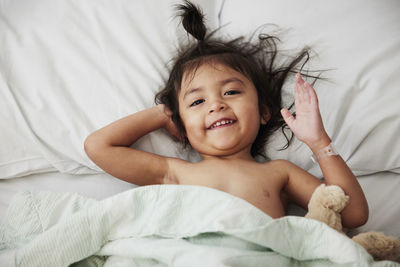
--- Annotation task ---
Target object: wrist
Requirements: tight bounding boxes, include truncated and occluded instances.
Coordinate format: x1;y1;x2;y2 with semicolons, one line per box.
308;134;331;154
310;142;338;163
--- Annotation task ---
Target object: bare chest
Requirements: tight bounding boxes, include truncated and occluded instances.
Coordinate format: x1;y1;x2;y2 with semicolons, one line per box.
174;162;286;218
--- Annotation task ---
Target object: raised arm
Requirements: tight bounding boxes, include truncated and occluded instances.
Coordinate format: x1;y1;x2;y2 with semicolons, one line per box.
280;74;369;228
84;105;179;185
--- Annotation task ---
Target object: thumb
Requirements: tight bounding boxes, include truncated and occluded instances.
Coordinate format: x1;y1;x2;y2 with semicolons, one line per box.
280;108;295;129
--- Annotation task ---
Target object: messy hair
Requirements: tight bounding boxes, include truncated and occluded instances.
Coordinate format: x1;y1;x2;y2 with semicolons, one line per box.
155;0;319;158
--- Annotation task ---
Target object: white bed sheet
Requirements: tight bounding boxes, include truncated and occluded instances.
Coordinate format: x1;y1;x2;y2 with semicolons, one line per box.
352;172;400;237
1;171;399;238
0;171;136;222
1;0;400;241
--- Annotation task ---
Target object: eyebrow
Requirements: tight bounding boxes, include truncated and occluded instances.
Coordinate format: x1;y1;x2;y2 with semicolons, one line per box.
182;77;245;101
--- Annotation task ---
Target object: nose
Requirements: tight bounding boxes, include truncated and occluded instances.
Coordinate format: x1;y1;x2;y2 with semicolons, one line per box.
208;100;226;114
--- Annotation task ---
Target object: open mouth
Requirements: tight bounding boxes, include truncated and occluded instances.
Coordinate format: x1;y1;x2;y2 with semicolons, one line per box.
207;119;236;130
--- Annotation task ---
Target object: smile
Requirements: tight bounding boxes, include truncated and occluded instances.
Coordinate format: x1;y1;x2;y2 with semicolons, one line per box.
207;119;236;130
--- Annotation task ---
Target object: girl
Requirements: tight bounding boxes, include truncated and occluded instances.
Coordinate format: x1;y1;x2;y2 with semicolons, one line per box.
84;1;368;228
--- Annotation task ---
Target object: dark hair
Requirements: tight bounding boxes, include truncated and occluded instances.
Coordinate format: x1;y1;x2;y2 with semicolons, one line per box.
155;0;320;158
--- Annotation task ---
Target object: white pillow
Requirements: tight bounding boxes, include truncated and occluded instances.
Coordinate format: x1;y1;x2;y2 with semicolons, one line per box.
0;0;220;179
219;0;400;176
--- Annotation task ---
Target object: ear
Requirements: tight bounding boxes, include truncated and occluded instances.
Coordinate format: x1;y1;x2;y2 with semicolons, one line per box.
260;105;271;125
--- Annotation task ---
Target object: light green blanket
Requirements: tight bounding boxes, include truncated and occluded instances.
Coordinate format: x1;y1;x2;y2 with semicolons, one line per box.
0;185;398;267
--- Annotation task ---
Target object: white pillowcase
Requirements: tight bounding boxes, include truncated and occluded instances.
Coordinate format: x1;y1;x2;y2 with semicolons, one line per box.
0;0;220;179
219;0;400;176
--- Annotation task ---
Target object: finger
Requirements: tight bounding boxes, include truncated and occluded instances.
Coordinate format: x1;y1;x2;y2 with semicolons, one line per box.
297;74;313;104
294;80;302;105
280;108;295;129
304;82;318;105
295;78;308;104
296;73;305;85
302;82;312;104
294;81;299;99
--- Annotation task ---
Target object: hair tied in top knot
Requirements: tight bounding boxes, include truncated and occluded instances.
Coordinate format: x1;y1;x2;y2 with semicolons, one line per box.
176;0;207;42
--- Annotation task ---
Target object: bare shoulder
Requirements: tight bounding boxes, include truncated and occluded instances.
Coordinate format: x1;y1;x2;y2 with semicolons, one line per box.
265;159;310;176
263;159;294;176
261;159;314;189
268;159;322;209
265;159;293;167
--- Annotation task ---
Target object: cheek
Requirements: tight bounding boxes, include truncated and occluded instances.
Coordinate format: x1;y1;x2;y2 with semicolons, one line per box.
180;113;207;148
242;104;262;134
179;109;198;135
182;113;200;131
243;103;261;121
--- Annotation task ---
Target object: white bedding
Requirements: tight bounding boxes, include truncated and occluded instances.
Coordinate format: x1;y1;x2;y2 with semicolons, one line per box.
0;185;393;266
1;171;400;239
0;0;218;179
1;0;400;251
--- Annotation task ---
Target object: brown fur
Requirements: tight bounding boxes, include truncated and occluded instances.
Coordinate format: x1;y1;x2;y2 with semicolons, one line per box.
306;184;400;262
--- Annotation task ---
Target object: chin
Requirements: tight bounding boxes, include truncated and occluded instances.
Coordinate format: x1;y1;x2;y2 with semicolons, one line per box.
211;142;241;153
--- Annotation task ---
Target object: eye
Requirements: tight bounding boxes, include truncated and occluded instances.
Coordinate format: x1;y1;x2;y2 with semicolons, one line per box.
224;90;240;96
190;99;205;107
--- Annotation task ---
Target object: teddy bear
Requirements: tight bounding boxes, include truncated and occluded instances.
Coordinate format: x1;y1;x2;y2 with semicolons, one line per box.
305;184;400;262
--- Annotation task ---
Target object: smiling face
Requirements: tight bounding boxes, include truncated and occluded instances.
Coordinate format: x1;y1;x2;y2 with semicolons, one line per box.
178;62;268;160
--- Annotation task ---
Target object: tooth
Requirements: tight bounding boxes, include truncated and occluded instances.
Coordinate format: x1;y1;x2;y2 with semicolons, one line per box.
216;122;221;126
221;121;226;125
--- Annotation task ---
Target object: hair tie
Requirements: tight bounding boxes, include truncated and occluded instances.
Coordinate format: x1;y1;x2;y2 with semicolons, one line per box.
197;39;205;53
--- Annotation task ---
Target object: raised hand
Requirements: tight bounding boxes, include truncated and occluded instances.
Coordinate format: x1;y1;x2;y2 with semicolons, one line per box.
280;74;330;151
